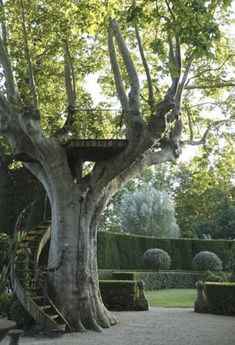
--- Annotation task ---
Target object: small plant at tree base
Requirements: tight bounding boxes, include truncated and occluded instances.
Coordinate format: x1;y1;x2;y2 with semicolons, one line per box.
0;293;14;317
229;255;235;282
202;270;227;283
192;251;222;271
142;248;171;270
9;300;35;329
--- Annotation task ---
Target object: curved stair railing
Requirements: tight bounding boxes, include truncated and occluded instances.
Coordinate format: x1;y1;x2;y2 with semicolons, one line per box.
11;196;70;333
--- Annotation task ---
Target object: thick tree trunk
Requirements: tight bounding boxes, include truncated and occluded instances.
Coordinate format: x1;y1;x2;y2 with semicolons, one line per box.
45;177;117;332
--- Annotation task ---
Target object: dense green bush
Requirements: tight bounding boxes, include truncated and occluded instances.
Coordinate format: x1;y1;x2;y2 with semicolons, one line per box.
0;166;44;237
97;231;234;270
205;282;235;315
142;249;171;270
0;233;11;271
0;293;14;317
9;300;35;329
192;251;222;271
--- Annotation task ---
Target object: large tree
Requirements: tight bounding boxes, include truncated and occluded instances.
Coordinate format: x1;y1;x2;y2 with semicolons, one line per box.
0;0;233;331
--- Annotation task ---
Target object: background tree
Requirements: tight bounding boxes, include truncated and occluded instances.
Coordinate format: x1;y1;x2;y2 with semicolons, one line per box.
0;0;233;332
118;184;180;237
175;144;235;238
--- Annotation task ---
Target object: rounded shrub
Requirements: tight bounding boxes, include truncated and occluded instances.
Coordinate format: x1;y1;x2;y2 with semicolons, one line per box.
192;251;222;271
142;248;171;270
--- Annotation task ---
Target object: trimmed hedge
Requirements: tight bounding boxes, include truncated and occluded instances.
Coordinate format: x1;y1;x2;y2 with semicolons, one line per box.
97;231;234;270
205;282;235;315
99;280;137;311
100;270;204;290
0;167;44;237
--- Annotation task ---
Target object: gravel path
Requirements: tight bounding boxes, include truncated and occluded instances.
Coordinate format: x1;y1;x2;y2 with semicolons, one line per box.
1;308;235;345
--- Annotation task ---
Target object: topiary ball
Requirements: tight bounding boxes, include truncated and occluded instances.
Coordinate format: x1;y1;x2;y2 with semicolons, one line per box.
192;251;222;271
142;248;171;270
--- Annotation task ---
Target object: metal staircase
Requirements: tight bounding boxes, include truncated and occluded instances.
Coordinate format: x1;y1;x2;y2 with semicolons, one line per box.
11;197;70;333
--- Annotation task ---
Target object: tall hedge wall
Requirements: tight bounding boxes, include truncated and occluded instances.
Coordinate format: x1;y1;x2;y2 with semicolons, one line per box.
97;231;234;270
0;167;44;237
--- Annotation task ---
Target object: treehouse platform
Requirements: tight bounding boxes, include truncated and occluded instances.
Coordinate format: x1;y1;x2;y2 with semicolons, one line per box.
64;139;128;162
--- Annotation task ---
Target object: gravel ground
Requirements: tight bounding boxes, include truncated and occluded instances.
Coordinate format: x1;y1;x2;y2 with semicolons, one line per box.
1;308;235;345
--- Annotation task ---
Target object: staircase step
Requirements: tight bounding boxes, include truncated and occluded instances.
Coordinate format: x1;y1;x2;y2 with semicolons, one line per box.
39;305;52;310
35;222;51;230
53;323;66;331
48;314;60;320
32;296;45;301
12;218;70;332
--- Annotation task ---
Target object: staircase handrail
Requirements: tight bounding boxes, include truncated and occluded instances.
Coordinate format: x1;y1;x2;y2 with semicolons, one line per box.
14;195;50;240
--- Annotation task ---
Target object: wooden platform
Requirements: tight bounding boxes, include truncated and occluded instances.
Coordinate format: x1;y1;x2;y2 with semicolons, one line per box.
64;139;128;162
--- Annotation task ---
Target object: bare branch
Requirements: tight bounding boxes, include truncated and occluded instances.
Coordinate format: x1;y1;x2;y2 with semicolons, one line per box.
165;0;176;22
182;126;211;146
0;0;7;48
186;55;234;85
0;2;17;101
64;59;76;109
185;82;235;90
108;23;128;111
64;40;76;108
111;19;140;112
20;0;39;112
185;103;194;141
134;24;155;112
115;146;176;189
176;54;194;103
147;37;182;139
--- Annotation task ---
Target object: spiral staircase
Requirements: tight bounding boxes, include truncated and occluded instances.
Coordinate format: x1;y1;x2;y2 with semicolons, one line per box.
10;197;70;333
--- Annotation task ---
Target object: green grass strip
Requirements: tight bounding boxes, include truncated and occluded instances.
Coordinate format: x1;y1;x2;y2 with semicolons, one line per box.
145;289;197;308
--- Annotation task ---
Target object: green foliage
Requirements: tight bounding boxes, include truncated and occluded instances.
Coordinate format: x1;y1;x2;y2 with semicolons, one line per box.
142;248;171;271
0;293;14;317
175;146;235;239
0;233;11;270
202;270;228;283
205;282;235;315
192;251;222;271
9;300;35;329
118;185;180;237
0;163;44;237
0;265;10;294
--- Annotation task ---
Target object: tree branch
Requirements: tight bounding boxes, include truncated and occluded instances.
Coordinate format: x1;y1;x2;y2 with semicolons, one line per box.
186;55;234;85
185;82;235;90
20;0;39;113
181;126;211;146
0;0;7;48
176;54;194;103
147;37;182;140
0;2;17;101
134;24;155;112
115;146;176;190
108;23;128;111
64;41;76;108
185;103;194;141
110;19;141;113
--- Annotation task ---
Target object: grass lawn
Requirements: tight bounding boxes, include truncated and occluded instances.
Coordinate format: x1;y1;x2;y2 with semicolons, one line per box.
145;289;197;308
